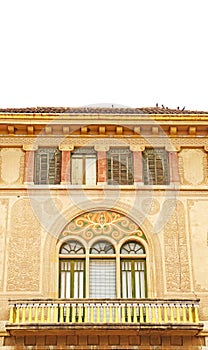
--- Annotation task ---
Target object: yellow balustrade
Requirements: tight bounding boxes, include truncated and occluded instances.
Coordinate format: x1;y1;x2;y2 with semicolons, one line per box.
121;305;125;323
65;306;70;322
28;306;33;323
163;304;168;322
59;305;64;323
133;305;137;323
102;306;107;322
170;305;174;323
90;305;94;323
176;305;181;322
145;305;150;322
16;307;20;323
194;306;199;323
152;305;156;323
115;305;119;323
96;305;100;322
72;305;76;322
158;305;162;323
8;299;201;325
34;305;38;322
9;305;14;323
84;305;89;322
53;306;58;322
188;305;193;323
182;305;187;322
40;305;45;323
78;305;82;322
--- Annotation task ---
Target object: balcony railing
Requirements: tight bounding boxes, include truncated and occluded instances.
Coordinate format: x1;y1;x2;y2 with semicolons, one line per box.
8;299;200;325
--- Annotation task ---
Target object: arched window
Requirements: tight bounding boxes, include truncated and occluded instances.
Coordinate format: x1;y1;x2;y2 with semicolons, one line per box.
59;241;85;298
89;241;116;298
59;239;147;299
120;241;146;298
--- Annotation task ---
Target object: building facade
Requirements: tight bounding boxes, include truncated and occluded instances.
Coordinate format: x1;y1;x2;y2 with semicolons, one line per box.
0;106;208;349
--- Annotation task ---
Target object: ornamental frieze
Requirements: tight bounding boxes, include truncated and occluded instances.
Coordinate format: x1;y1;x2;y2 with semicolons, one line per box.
1;136;208;149
60;210;146;242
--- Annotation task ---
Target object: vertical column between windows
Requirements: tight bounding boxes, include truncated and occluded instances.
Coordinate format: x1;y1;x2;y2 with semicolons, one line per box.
132;150;143;184
23;147;36;184
97;151;107;184
169;150;180;183
60;149;71;184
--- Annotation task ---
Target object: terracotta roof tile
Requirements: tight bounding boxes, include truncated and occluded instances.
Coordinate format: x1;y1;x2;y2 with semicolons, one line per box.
0;106;207;114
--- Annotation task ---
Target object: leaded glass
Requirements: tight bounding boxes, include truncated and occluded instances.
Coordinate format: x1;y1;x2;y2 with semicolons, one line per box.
60;240;85;255
90;241;115;254
120;241;145;254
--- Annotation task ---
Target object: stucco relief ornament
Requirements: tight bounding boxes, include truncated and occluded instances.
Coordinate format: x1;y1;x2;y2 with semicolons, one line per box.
61;210;146;241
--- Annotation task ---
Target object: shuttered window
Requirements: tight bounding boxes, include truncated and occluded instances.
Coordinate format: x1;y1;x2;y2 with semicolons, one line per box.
121;260;146;298
90;259;116;298
120;241;146;299
71;148;97;185
60;260;85;298
90;241;116;298
34;148;61;184
107;148;133;185
143;148;170;185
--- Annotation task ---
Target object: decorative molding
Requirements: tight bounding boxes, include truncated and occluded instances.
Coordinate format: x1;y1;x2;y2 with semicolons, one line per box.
7;199;41;292
60;210;147;242
58;145;74;151
0;199;9;291
94;145;110;152
22;144;38;151
164;200;191;292
165;145;181;152
2;136;208;148
179;149;207;185
98;126;106;135
130;145;145;152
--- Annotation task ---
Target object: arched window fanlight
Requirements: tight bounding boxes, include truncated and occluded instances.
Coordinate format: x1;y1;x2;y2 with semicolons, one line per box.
90;240;115;254
120;241;145;255
60;240;85;254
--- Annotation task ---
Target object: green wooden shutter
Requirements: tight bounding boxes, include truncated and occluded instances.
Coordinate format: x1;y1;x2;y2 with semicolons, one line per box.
34;148;61;184
107;148;133;185
121;259;146;298
143;148;170;185
59;259;85;298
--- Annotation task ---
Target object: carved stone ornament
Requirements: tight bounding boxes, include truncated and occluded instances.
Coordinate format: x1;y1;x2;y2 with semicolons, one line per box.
165;145;181;152
94;144;110;152
129;145;145;152
164;200;191;292
22;144;38;151
58;145;74;151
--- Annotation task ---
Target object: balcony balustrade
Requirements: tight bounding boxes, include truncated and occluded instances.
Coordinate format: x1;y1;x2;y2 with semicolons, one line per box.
8;299;200;325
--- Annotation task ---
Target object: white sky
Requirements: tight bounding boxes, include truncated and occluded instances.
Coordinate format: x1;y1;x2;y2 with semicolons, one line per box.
0;0;208;111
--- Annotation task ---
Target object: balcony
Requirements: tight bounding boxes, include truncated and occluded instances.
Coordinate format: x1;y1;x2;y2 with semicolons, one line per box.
7;298;202;334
